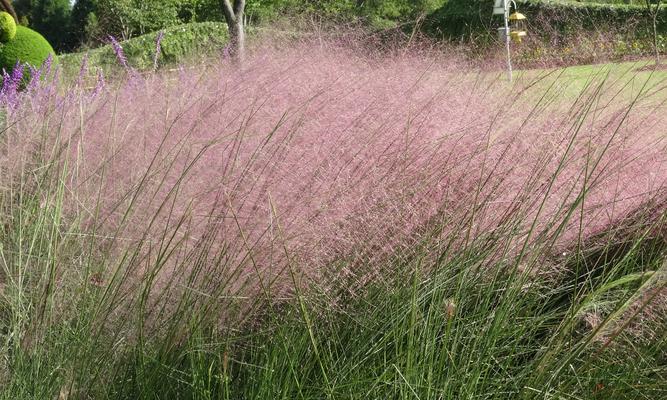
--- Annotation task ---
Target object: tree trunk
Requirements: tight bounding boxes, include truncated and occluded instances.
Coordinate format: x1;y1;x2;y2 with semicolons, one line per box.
654;13;660;65
228;18;245;62
220;0;246;63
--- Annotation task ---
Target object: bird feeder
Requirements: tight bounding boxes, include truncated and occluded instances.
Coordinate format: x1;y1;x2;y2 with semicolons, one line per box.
509;12;527;43
493;0;528;81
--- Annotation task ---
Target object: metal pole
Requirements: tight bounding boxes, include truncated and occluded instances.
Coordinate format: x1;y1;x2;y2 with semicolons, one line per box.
505;1;512;82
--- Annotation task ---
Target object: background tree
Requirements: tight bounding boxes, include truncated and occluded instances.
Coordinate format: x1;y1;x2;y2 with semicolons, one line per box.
361;0;445;30
95;0;198;41
69;0;99;47
644;0;664;65
13;0;72;52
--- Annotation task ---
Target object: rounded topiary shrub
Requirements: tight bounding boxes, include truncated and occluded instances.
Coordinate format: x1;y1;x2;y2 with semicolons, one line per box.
0;12;16;43
0;14;55;79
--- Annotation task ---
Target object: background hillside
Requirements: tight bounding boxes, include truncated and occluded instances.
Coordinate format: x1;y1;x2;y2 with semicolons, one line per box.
12;1;667;51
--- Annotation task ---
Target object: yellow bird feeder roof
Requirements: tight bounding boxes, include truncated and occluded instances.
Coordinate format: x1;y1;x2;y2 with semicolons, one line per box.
509;12;527;21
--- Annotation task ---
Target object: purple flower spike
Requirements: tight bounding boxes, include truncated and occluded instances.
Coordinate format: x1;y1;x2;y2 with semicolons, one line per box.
26;65;41;92
1;69;10;94
109;35;130;70
42;54;53;76
0;63;25;109
77;53;90;87
92;69;106;98
10;62;24;83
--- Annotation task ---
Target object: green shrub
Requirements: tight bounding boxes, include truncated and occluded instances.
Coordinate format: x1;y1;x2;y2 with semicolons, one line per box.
0;12;16;43
426;0;667;39
0;25;56;76
59;22;229;77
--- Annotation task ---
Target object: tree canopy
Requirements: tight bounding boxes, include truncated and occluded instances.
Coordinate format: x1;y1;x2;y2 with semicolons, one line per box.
14;0;72;51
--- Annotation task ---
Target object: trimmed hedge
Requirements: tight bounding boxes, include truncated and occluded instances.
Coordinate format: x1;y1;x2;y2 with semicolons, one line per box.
426;0;667;39
518;0;667;32
59;21;229;76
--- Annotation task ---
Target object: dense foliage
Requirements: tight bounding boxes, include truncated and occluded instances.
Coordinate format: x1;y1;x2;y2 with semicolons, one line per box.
6;0;667;55
95;0;192;39
13;0;72;52
68;0;98;48
82;0;448;44
16;0;449;51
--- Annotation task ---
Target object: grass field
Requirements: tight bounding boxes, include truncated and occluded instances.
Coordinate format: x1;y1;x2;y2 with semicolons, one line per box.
0;36;666;399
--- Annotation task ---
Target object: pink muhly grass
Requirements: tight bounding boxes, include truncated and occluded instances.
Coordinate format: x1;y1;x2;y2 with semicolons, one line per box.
92;69;106;98
26;65;42;93
3;42;667;321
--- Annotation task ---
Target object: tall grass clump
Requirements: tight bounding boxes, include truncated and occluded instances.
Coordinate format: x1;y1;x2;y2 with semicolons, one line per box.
0;38;665;399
